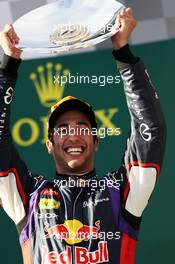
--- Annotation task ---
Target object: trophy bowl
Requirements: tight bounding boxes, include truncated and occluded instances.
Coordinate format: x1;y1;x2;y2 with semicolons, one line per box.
13;0;125;54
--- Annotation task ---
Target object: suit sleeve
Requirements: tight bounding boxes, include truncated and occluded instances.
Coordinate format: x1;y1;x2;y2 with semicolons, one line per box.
0;55;43;225
115;51;166;222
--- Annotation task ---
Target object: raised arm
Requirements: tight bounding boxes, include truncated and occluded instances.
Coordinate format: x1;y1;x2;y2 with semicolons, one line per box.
0;25;42;225
111;9;166;224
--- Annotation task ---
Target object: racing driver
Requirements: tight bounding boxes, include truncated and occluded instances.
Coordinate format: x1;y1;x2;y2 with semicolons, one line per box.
0;8;166;264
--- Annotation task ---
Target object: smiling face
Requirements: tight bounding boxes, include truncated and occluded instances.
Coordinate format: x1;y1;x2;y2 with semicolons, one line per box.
46;110;99;175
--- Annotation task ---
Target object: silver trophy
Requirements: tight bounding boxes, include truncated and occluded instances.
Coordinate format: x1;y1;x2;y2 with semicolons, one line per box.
14;0;125;54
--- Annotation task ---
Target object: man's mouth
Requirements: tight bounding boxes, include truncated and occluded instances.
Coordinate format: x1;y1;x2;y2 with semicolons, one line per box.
64;146;85;155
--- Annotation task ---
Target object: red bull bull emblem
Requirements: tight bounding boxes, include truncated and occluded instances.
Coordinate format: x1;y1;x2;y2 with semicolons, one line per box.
42;241;109;264
44;219;100;244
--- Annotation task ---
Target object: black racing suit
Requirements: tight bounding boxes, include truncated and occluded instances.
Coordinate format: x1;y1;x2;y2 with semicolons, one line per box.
0;46;166;264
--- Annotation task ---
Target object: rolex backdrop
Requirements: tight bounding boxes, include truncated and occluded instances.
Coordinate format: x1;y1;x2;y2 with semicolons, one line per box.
0;40;174;263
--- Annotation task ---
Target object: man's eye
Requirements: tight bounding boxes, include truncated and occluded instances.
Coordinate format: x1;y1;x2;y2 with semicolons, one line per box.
60;127;67;133
78;126;90;135
54;127;67;135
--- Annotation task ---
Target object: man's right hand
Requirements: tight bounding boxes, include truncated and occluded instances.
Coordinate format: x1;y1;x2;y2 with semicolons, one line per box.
0;24;22;59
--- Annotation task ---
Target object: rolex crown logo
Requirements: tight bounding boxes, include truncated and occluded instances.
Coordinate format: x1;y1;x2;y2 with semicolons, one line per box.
30;62;70;107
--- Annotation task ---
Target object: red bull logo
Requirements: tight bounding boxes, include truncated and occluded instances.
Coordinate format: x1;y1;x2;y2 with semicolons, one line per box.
44;219;100;245
42;241;109;264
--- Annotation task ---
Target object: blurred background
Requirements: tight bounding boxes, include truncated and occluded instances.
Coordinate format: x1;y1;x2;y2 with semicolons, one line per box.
0;0;174;263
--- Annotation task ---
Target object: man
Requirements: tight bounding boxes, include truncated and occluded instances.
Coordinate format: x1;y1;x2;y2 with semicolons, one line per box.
0;8;166;264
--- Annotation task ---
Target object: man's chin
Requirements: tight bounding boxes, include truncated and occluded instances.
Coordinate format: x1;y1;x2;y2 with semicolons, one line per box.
67;159;83;169
67;159;81;169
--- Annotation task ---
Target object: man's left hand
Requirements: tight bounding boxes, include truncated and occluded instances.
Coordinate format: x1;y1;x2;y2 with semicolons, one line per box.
111;8;137;50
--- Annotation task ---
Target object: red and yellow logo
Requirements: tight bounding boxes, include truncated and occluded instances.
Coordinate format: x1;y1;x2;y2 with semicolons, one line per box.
39;188;61;209
44;219;100;245
39;198;60;209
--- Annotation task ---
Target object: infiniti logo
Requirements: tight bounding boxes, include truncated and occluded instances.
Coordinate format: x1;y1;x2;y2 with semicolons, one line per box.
139;123;152;142
4;87;13;104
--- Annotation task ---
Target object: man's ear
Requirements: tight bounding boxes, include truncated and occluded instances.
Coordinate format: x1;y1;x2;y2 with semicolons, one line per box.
46;139;53;155
94;137;99;152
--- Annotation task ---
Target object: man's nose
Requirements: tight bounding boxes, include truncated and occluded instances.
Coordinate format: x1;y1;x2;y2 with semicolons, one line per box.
67;125;81;138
